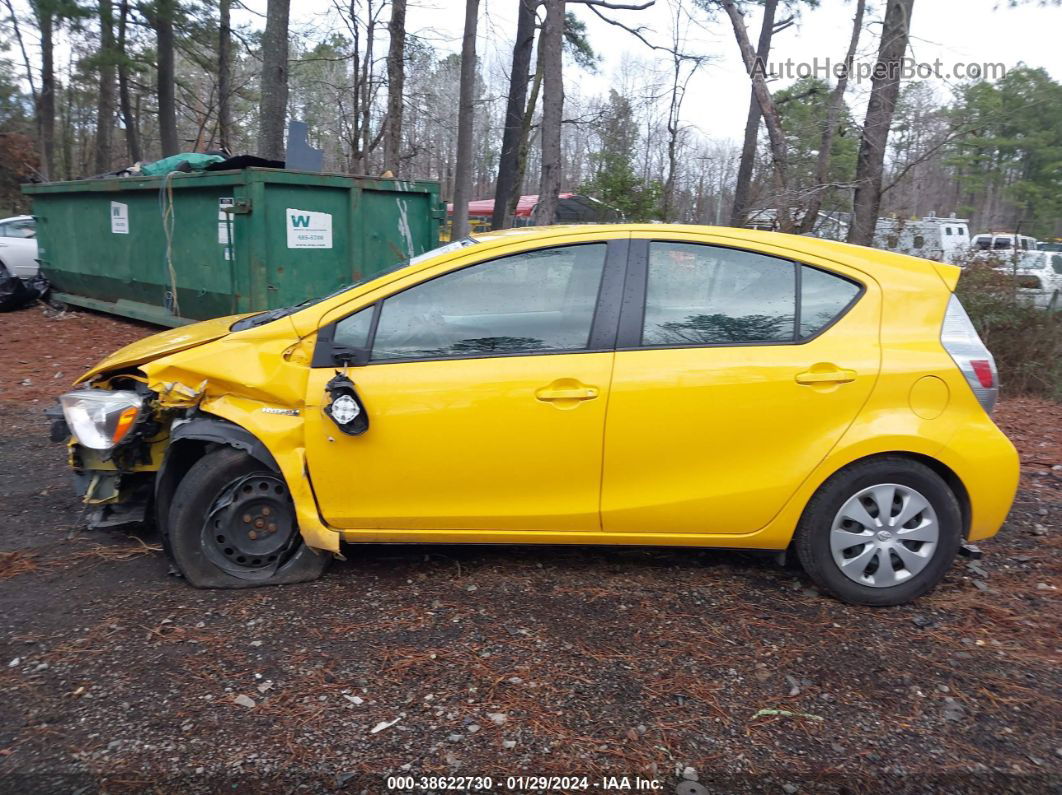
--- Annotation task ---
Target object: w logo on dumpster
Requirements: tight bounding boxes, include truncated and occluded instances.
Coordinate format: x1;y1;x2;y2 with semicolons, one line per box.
286;207;333;249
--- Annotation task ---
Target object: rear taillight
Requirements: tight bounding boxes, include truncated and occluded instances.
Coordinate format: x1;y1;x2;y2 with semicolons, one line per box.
940;294;998;414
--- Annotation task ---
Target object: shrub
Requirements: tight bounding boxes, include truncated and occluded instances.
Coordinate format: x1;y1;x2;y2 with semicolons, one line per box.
955;264;1062;400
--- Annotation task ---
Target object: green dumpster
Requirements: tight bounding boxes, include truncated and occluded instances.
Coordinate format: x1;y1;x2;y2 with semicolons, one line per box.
24;168;443;327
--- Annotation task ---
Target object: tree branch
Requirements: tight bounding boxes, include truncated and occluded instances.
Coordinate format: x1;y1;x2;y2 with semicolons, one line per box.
568;0;654;9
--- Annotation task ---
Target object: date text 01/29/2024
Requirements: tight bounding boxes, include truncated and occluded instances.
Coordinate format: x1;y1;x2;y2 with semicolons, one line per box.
384;775;665;791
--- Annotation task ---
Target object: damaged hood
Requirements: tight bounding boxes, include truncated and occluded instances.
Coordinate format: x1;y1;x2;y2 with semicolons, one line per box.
76;314;252;384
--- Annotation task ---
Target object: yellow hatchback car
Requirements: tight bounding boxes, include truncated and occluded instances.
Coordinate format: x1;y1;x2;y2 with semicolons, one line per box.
53;225;1019;605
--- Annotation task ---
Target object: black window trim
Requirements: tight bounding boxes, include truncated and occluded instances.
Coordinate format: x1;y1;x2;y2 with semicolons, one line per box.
614;238;867;351
312;238;631;368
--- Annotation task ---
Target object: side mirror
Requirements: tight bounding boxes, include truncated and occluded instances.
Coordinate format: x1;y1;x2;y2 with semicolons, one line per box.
333;345;370;367
324;372;369;436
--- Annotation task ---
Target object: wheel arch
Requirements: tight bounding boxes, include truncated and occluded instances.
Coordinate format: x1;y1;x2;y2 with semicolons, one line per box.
812;450;972;540
156;415;280;542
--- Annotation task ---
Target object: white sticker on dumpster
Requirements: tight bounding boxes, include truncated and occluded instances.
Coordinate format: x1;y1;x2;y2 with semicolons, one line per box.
218;197;233;245
110;202;129;234
286;208;332;249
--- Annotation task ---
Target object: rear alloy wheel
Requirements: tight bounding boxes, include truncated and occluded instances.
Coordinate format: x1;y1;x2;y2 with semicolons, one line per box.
795;457;961;606
167;447;330;588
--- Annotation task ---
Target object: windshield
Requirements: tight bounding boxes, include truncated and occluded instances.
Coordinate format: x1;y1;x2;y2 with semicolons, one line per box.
230;237;479;332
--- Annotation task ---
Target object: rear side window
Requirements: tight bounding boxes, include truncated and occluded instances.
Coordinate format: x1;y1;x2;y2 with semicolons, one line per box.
371;244;607;360
2;219;34;239
800;266;861;338
640;242;861;347
643;243;795;345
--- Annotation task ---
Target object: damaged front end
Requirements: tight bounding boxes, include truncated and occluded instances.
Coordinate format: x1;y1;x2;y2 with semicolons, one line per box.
49;374;180;530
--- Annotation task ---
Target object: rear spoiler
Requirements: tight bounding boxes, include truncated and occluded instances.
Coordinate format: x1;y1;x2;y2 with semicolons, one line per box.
931;262;961;292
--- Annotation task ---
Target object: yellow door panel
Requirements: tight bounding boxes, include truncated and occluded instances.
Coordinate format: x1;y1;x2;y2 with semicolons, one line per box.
305;353;614;531
601;238;882;536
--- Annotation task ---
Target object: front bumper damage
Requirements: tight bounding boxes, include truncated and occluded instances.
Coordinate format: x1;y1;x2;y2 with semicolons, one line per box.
47;393;170;530
53;323;344;555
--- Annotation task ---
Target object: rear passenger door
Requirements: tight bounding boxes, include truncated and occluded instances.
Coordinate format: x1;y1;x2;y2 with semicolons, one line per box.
601;236;881;537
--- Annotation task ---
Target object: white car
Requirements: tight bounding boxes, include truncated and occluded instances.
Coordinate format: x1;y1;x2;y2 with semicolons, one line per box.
998;250;1062;309
0;215;38;278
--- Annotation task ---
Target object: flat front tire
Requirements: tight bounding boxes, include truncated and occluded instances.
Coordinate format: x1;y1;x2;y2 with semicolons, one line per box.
795;456;962;606
167;447;330;589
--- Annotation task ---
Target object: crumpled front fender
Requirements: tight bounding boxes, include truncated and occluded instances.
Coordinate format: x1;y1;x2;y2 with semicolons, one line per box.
159;398;340;555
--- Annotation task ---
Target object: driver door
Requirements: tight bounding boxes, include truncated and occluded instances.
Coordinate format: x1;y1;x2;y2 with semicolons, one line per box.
303;237;627;533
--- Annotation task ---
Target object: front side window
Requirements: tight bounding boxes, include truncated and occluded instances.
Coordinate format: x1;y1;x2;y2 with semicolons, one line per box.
333;306;373;350
370;244;607;360
642;243;796;345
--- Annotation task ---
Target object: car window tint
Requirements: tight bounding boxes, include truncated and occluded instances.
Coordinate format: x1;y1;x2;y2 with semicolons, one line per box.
800;266;861;338
333;306;373;350
642;242;796;345
371;243;606;360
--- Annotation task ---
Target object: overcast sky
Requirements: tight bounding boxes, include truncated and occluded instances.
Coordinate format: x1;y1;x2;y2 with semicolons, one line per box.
10;0;1059;143
244;0;1062;143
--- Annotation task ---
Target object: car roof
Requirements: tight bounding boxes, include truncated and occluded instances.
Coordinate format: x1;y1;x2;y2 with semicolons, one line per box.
473;223;955;282
291;223;958;336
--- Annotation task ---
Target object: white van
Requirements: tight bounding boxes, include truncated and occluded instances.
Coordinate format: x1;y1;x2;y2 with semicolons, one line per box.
971;232;1038;255
873;216;970;264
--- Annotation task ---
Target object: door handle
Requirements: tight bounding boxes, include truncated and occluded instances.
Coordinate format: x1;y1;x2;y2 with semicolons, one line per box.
795;367;856;385
535;380;599;403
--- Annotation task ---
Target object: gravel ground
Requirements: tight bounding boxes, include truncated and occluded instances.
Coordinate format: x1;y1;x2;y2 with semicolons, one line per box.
0;305;1059;794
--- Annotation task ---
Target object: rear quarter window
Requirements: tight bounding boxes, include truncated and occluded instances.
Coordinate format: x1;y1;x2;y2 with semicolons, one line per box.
800;266;861;338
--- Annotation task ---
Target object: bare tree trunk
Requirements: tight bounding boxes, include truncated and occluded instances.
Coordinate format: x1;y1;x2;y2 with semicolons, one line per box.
847;0;914;245
258;0;290;161
6;0;53;178
491;0;537;229
218;0;233;152
35;4;56;178
507;40;544;222
451;0;479;239
116;0;141;162
94;0;117;173
729;0;776;227
348;0;363;170
360;0;376;170
383;0;406;175
532;0;564;226
154;0;179;156
722;0;790;230
797;0;864;234
60;62;72;178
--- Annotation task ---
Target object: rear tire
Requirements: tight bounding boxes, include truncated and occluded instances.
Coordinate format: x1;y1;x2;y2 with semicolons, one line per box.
167;447;330;589
794;456;962;606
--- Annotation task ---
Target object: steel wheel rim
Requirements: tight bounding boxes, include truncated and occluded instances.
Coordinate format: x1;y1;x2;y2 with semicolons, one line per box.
830;483;939;588
201;473;298;578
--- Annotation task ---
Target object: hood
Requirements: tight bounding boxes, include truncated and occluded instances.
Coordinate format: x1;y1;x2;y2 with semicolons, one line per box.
76;314;251;384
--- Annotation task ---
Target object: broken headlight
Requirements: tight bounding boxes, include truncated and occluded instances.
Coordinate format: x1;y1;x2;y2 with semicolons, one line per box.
59;389;143;450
